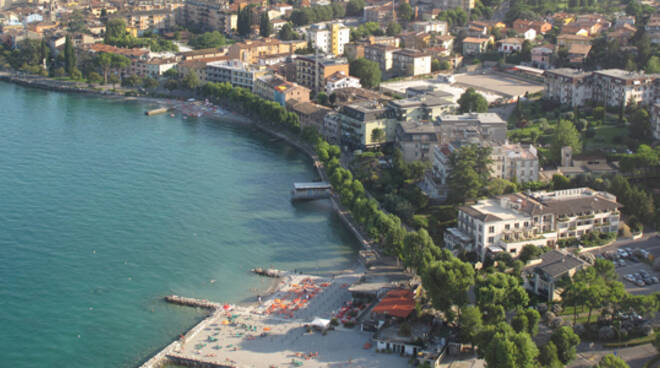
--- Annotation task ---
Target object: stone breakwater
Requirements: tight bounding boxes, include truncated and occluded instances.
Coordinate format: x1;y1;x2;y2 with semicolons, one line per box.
164;295;221;309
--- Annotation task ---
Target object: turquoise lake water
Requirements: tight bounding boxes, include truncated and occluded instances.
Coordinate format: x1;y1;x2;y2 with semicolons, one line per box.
0;82;357;367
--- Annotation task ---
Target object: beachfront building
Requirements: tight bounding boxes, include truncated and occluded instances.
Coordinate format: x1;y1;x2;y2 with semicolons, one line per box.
254;74;310;106
205;60;268;91
444;188;621;260
306;22;350;57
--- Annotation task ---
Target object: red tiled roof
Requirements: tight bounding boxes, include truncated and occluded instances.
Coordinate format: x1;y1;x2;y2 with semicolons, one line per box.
372;289;415;319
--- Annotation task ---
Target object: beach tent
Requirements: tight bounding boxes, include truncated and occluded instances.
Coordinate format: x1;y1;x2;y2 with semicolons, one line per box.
310;317;330;331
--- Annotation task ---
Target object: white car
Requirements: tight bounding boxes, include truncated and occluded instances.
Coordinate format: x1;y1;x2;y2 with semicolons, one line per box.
624;274;636;283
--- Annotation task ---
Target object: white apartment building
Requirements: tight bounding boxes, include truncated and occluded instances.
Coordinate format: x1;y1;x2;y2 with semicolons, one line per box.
392;49;432;77
411;20;448;34
491;144;539;183
544;68;659;108
431;142;538;200
543;68;593;107
306;23;350;57
205;60;268;91
444;188;621;260
591;69;657;107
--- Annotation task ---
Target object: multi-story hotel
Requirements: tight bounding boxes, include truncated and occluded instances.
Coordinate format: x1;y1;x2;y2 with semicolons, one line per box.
205;60;268;91
444;188;621;260
294;56;349;92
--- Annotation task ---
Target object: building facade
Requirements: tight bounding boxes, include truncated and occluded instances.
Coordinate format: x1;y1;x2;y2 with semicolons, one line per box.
205;60;268;91
306;22;350;56
444;188;621;260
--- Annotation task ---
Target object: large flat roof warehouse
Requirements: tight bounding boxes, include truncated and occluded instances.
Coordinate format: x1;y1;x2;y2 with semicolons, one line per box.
453;72;545;99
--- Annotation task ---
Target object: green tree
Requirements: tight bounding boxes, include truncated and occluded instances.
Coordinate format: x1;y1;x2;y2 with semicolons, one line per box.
143;76;159;90
64;35;76;75
105;18;128;44
278;23;299;40
646;56;660;73
550;326;580;364
457;88;488;113
475;272;529;311
397;2;414;23
630;107;651;140
371;128;386;144
422;255;475;315
189;31;226;49
519;244;543;263
594;354;629;368
182;70;200;90
521;40;532;62
237;6;253;37
386;22;402;36
458;305;482;345
551;119;582;163
346;0;365;16
260;12;273;37
87;71;103;84
349;58;381;89
96;52;113;84
539;342;563;368
447;144;492;203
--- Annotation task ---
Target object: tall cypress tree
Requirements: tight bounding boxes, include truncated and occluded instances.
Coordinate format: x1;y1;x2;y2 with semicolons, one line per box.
259;12;272;37
64;35;76;75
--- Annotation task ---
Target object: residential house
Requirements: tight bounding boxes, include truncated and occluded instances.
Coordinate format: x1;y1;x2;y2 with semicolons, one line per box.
513;19;552;35
411;20;448;34
123;9;176;33
324;71;361;94
566;43;592;64
498;38;524;54
434;34;454;50
176;56;228;82
531;44;554;69
392;49;432;76
435;113;507;145
524;250;589;302
444;188;621;260
591;69;657;107
462;37;491;55
363;1;395;24
177;0;237;34
399;31;431;49
557;34;591;49
228;38;305;64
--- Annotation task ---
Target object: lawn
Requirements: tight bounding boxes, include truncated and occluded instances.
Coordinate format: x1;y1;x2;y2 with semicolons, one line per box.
584;124;629;152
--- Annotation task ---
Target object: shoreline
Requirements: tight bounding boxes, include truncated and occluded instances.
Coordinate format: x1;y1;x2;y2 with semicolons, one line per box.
2;72;377;368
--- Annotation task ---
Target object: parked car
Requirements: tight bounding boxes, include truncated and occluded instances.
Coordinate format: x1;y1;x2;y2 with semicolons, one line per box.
624;274;636;283
635;279;646;287
652;276;659;284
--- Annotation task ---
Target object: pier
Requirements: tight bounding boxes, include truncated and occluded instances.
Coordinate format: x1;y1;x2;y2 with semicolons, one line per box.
145;107;169;116
291;182;332;201
165;295;220;309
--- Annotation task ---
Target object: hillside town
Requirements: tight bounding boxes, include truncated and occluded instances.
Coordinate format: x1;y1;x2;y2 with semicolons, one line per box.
8;0;660;366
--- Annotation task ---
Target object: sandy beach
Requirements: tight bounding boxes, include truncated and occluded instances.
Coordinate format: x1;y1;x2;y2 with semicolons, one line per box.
161;266;409;368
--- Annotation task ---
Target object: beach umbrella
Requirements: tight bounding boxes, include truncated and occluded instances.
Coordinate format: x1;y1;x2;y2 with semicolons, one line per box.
223;304;231;310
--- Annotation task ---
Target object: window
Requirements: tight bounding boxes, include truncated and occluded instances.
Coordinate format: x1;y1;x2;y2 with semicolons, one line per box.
515;223;520;229
524;221;529;227
505;224;510;230
488;236;494;243
489;226;494;233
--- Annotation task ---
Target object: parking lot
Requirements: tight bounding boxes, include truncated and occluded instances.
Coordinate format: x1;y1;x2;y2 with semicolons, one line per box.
588;235;660;295
453;72;545;99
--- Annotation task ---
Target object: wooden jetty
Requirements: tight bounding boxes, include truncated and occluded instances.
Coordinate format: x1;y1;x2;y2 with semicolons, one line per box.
145;107;169;116
291;182;332;201
164;295;220;309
